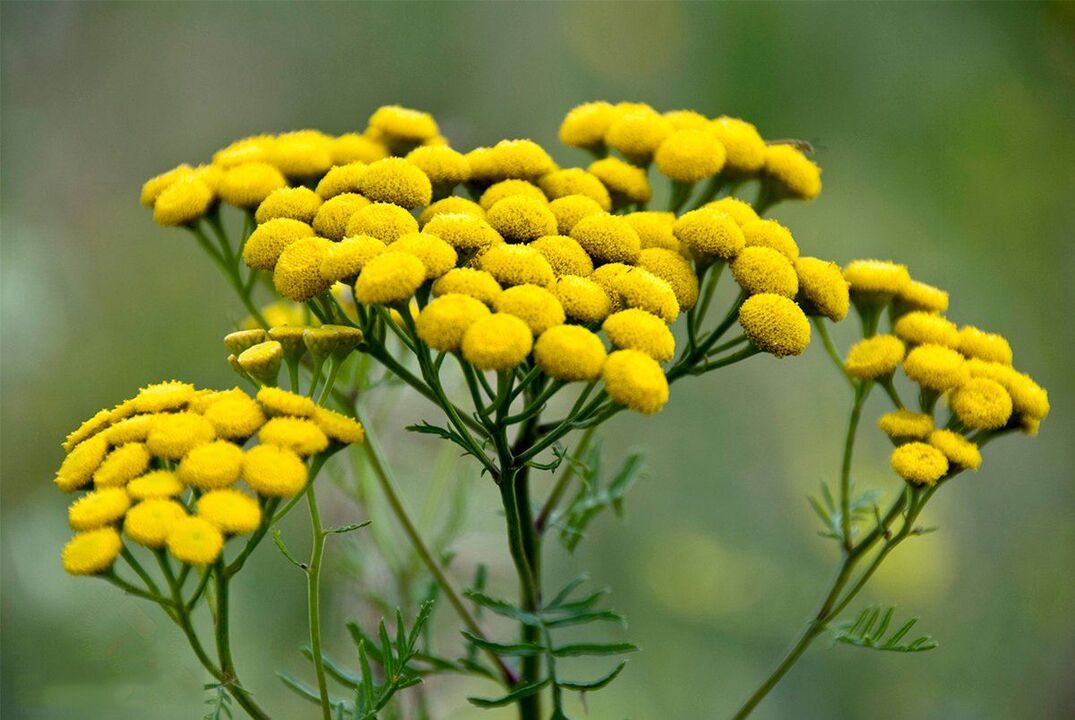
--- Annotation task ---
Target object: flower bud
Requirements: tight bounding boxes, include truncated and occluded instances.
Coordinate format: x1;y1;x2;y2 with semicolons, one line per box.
236;341;283;384
224;329;267;355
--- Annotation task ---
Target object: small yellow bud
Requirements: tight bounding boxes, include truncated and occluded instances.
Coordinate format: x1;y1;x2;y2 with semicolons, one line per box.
461;313;534;371
243;218;315;271
928;430;982;470
320;235;386;282
638;248;699;311
742;219;799;260
313;193;370;240
416;294;491;352
845;335;905;379
702;196;760;227
708;117;766;175
897;279;949;314
418;196;485;227
731;246;799;298
625;212;678;251
551;275;613;324
495;284;566;335
345;202;419;243
354;251;427;305
478;244;556;288
487;195;558;243
534;325;607;381
957;326;1013;365
224;329;268;355
605;106;674;164
479;179;547;211
405;145;470;189
387;232;458;279
218;162;288;208
902;344;969;392
570;213;642;264
153;177;214;226
332;133;388;165
432;268;503;307
603;309;675;362
764;144;821;200
794;257;850;322
256;186;323;224
588;157;652;206
602;349;669;415
673;208;745;259
538;169;612;211
548;195;606;235
890;442;948;485
237;341;284;383
530;235;594;277
357;157;432;209
878;410;934;441
560;101;617;150
894;311;960;349
273;236;334;302
655;129;726;183
738;294;811;357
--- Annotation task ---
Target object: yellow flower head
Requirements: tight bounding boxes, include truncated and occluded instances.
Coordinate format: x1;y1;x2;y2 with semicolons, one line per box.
167;516;224;565
570;213;642;264
588;263;631;313
602;349;669;415
418;196;485;226
461;313;534;371
423;213;502;252
958;326;1013;365
312;406;365;445
929;430;982;471
56;435;109;492
549;195;606;235
534;325;607;382
105;414;157;446
368;105;440;144
332;133;389;165
605;106;674;164
551;275;613;324
903;344;969;392
405;145;470;188
141;164;194;207
63;527;123;575
177;439;243;490
127;470;184;501
218;162;288;207
312;193;370;240
845;334;905;379
94;443;151;488
738;293;811;357
197;489;262;535
63;408;113;453
894;311;960;349
613;268;680;323
530;235;594;277
897;279;949;314
794;257;850;322
663;109;709;130
965;359;1048;420
314;162;366;200
742;219;799;261
124;499;187;548
243;218;316;271
354;251;427;305
467;139;557;183
153;176;214;227
487;195;558;243
702;197;760;227
320;235;386;282
764;144;821;200
192;164;224;193
479;179;547;211
271;235;333;302
673;208;745;260
357;157;432;209
560;101;617;149
538;169;612;211
387;232;458;279
843;259;911;297
878;410;934;440
890;442;948;486
146;412;217;460
212;135;275;169
625;212;679;251
731;246;799;298
237;341;284;383
708;117;767;175
588;157;652;206
223;329;267;355
259;417;329;456
432;268;503;307
133;380;196;414
477;244;556;288
270;130;333;178
257;386;316;417
345;202;420;243
242;444;308;496
69;487;131;531
655;129;726;183
495;284;566;335
603;309;675;362
416;293;491;351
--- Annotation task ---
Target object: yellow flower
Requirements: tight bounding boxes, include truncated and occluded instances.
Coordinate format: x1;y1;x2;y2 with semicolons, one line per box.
708;117;766;175
742;219;799;260
625;212;679;251
62;527;123;575
570;213;642;264
193;164;224;193
312;193;370;241
663;109;709;130
416;294;491;351
354;251;427;305
273;236;334;302
957;326;1013;365
894;311;960;348
738;293;811;357
602;349;669;415
843;259;911;297
588;263;631;313
890;442;948;485
423;213;502;252
146;412;217;460
62;408;112;453
479;179;547;211
345;202;419;243
477;244;556;288
212;135;275;169
269;130;334;178
197;489;262;535
405;145;470;188
538;168;612;211
368;105;439;143
551;275;613;324
243;218;316;271
991;369;1049;421
69;487;131;530
764;144;821;200
588;157;652;206
487;195;558;243
105;414;157;446
655;129;726;183
127;470;185;500
356;157;432;209
613;268;680;323
878;410;934;441
257;386;316;417
153;176;214;226
333;133;389;165
321;235;386;282
432;268;503;307
794;257;850;322
94;443;151;488
534;325;607;381
530;235;594;277
312;407;366;445
56;434;110;492
141;164;194;207
313;162;365;200
701;197;759;227
928;430;982;471
603;309;675;362
902;344;969;392
560;101;617;149
124;499;187;548
177;440;243;489
132;380;196;413
731;246;799;298
218;162;288;207
467;139;557;183
897;279;949;314
605;106;674;164
259;417;329;456
495;284;566;334
419;197;485;226
237;341;284;383
673;208;745;259
461;313;534;370
549;195;606;236
242;444;308;496
845;335;905;379
167;516;225;565
387;232;458;279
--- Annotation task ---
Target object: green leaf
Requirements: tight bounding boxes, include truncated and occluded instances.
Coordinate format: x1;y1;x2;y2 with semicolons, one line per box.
326;520;371;535
542;609;625;628
300;647;361;689
271;529;306;571
557;449;644;552
558;660;627;691
551;641;638;657
545;574;589;609
461;630;545;656
278;672;323;704
468;678;550;708
829;605;938;653
463;590;541;625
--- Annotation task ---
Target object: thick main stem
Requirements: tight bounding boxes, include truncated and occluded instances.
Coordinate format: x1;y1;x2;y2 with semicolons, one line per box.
305;484;333;720
212;563;269;720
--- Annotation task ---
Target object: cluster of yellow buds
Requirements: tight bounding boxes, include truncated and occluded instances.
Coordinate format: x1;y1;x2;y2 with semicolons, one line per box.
55;381;363;576
840;260;1049;485
224;323;363;387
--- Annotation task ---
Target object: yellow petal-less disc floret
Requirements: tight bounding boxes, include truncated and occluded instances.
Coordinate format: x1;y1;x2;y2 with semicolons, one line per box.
731;246;799;298
588;157;652;206
902;344;969;392
243;218;316;271
177;440;243;489
419;197;485;227
461;313;534;371
368;105;440;144
588;263;631;313
602;309;675;362
605;106;674;164
56;435;109;492
63;408;113;453
602;349;669;415
153;176;214;226
312;193;370;240
487;195;558;243
703;197;760;227
742;219;799;260
534;325;607;381
237;341;283;383
314;162;366;200
673;208;745;260
197;489;262;535
843;259;911;297
794;257;850;322
69;487;131;531
538;168;612;211
655;129;726;183
387;232;458;279
256;186;323;223
127;470;184;500
259;417;329;456
738;293;811;357
345;202;419;243
894;311;960;348
146;412;217;461
897;280;949;314
423;213;502;252
560;101;617;150
405;145;470;188
495;284;566;335
479;180;547;211
928;430;982;471
549;195;606;235
570;213;642;264
957;326;1013;365
949;377;1013;430
354;251;427;305
416;294;491;352
965;360;1049;421
269;130;333;178
890;442;948;486
664;109;709;130
312;407;366;445
530;235;594;277
320;235;386;282
551;275;613;324
124;499;186;548
478;244;556;288
242;444;308;496
141;164;194;207
356;157;432;209
218;162;288;207
625;212;679;251
845;335;905;380
432;268;503;307
133;380;196;413
764;144;821;200
613;268;680;323
708;117;767;175
257;386;316;417
212;135;275;169
93;443;151;488
469;139;557;183
105;414;157;446
333;133;388;165
878;410;934;441
63;527;123;575
167;516;225;565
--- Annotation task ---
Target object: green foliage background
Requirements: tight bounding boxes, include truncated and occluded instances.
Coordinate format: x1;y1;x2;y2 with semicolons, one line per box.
2;2;1073;718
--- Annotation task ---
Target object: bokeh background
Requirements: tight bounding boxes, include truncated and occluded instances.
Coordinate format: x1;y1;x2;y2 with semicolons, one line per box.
3;2;1074;719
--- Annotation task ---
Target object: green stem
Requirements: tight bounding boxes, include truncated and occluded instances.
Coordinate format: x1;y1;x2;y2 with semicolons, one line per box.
534;425;596;534
211;562;269;720
840;381;873;549
304;483;333;720
813;318;854;389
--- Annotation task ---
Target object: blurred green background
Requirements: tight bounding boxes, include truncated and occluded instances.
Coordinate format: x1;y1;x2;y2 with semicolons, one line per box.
3;2;1073;718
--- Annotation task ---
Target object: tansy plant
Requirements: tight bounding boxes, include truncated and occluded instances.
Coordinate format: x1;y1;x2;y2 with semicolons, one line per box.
54;102;1049;719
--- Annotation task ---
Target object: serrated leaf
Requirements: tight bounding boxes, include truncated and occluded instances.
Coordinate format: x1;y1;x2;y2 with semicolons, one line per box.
271;529;306;571
461;630;545;656
326;520;371;535
551;641;638;657
830;605;938;653
542;609;625;628
557;450;643;552
545;574;589;609
463;590;541;625
558;660;627;691
467;678;550;708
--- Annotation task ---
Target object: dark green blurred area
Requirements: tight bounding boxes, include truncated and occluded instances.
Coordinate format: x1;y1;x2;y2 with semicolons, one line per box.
3;2;1074;718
